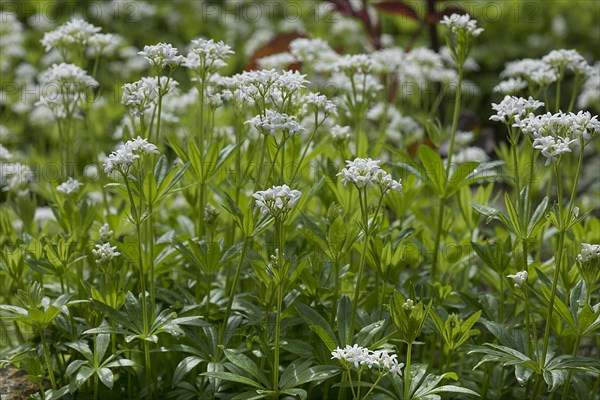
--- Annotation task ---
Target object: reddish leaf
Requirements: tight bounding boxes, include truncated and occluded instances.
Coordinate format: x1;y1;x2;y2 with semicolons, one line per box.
374;1;419;20
245;32;306;71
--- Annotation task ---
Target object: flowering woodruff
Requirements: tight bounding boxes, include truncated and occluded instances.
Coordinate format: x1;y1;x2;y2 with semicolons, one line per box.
56;177;83;195
103;136;159;174
489;96;545;124
440;14;484;37
92;243;120;265
253;185;301;219
338;158;402;193
507;271;528;288
331;344;404;374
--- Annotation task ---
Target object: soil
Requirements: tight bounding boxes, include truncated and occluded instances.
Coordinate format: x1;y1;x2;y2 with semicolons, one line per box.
0;365;47;400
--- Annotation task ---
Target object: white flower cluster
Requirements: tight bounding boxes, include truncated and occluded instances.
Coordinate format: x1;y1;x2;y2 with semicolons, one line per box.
41;18;101;52
253;184;301;218
99;223;113;242
333;54;374;75
577;62;599;109
0;144;12;160
0;12;25;71
245;109;306;139
103;136;160;174
507;271;528;288
301;92;337;118
493;77;528;95
289;38;338;72
222;69;308;108
501;49;592;88
331;344;404;374
577;243;600;264
122;76;179;116
138;42;184;69
40;63;99;89
489;96;545;124
453;147;490;163
441;13;484;37
56;177;83;195
92;243;120;265
331;125;352;142
87;33;122;57
338;158;402;193
0;162;34;193
183;38;234;76
514;111;599;165
542;49;590;76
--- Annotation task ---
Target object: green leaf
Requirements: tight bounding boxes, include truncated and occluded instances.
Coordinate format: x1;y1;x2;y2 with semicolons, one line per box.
295;303;337;351
223;348;270;388
337;295;351;347
356;320;385;347
201;371;264;389
97;367;114;389
279;388;307;399
173;356;204;386
418;145;445;196
327;216;347;259
543;369;566;392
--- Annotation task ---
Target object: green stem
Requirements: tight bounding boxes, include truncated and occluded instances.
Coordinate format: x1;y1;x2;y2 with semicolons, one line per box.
144;340;152;400
541;165;566;369
360;374;383;400
332;259;340;325
561;335;581;399
431;196;446;280
444;65;464;181
219;237;251;348
350;189;369;338
404;342;413;400
273;220;285;397
41;329;57;390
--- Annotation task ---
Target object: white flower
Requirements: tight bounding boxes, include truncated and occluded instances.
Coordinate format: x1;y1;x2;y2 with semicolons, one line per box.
493;78;528;95
99;223;113;242
440;13;484;37
0;144;12;160
253;184;301;218
56;177;83;195
577;243;600;264
331;344;404;374
334;54;374;75
331;125;351;142
302;92;337;117
453;147;490;163
532;135;576;165
1;162;34;192
501;58;557;87
183;38;233;76
257;52;296;70
87;33;121;57
138;42;184;69
489;96;545;124
40;18;101;52
245;109;306;139
103;136;159;174
338;158;402;193
507;271;528;288
92;243;120;265
39;63;99;88
542;49;590;76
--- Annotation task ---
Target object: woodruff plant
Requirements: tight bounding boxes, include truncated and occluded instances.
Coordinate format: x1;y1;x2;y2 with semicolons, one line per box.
0;8;599;400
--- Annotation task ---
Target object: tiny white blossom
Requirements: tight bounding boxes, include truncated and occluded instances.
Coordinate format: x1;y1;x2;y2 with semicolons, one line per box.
577;243;600;264
489;96;545;124
532;135;576;165
99;223;113;242
338;158;402;193
103;136;159;174
330;125;351;142
493;78;528;95
138;42;184;69
253;184;301;218
507;271;528;288
441;13;484;37
92;243;120;265
245;109;306;139
40;18;101;53
331;344;404;374
56;177;83;195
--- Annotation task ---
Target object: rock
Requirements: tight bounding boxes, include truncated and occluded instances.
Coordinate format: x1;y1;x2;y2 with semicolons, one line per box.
0;364;47;400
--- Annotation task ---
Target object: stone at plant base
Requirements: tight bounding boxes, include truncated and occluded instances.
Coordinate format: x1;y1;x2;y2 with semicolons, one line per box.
0;365;49;400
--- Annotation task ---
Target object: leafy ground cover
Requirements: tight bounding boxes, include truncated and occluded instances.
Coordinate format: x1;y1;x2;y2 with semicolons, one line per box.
0;1;599;399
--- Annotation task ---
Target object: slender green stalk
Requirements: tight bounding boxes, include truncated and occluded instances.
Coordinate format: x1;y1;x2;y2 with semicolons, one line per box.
331;259;340;325
93;335;99;400
219;237;251;347
561;335;581;399
540;165;566;369
404;342;413;400
350;189;369;338
432;65;463;278
41;329;57;390
272;220;286;398
144;340;152;400
361;374;383;399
